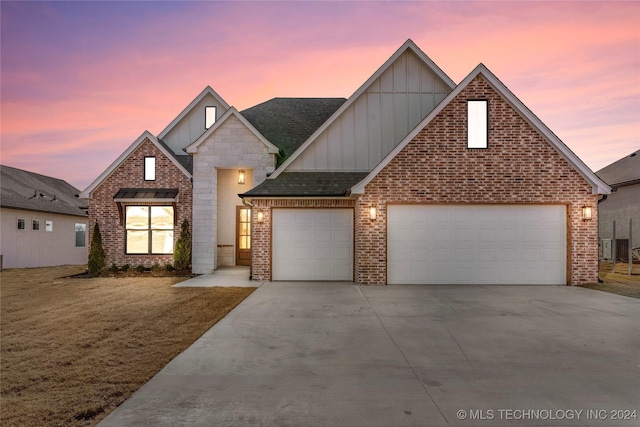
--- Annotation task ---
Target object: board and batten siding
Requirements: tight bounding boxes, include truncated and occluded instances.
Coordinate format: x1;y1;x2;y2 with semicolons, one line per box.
288;50;451;172
161;92;229;155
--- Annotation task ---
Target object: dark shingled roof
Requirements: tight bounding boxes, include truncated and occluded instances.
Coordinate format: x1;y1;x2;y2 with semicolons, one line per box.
157;138;193;174
596;149;640;188
241;172;369;197
241;98;346;162
113;188;179;199
0;165;88;217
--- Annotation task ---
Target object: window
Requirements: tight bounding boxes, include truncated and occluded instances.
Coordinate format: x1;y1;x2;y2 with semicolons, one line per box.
467;100;488;149
205;106;217;129
32;219;40;231
144;157;156;181
75;223;86;247
46;220;53;232
17;218;25;230
125;206;174;254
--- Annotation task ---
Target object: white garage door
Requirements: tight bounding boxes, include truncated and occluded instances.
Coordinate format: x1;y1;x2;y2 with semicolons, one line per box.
388;205;566;285
272;209;353;281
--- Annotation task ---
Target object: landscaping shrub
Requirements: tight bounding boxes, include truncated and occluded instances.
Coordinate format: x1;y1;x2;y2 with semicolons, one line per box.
121;264;130;272
174;219;192;271
88;222;106;276
108;263;119;274
135;264;146;273
164;263;175;272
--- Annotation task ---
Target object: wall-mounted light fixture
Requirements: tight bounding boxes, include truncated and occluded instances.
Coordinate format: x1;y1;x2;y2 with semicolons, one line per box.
257;211;264;223
582;206;592;221
369;206;377;221
238;169;246;185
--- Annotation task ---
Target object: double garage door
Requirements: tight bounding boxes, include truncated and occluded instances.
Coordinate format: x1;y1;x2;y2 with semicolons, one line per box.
388;205;566;285
271;205;566;284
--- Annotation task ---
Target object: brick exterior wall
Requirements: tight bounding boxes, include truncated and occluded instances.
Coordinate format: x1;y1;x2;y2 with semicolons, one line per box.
356;75;598;285
87;138;192;268
250;75;599;286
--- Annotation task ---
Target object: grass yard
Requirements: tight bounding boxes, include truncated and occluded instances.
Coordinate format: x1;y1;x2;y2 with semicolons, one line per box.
0;265;255;427
579;261;640;299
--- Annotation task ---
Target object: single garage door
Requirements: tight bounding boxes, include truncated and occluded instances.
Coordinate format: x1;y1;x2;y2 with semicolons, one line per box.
388;205;566;285
272;209;353;281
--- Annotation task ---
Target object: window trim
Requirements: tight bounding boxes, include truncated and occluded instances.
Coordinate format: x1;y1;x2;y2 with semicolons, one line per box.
205;106;217;129
144;157;156;181
467;99;489;149
32;219;40;231
124;205;174;255
17;218;26;230
75;223;87;247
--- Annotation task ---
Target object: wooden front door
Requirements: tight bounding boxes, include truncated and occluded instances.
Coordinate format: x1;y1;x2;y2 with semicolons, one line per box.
236;206;251;266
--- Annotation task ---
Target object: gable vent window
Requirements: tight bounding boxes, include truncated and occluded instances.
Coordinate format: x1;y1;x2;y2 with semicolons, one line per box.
144;157;156;181
467;100;488;149
205;106;217;129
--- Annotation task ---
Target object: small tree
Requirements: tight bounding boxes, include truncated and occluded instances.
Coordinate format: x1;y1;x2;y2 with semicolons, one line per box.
88;222;106;276
174;219;192;271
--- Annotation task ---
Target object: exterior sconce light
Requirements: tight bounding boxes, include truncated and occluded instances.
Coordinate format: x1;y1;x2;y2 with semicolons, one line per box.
582;206;592;221
369;206;377;221
257;211;264;223
238;169;245;185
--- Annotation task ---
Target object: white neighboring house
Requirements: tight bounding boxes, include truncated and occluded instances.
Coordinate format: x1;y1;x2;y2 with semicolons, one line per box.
0;165;88;269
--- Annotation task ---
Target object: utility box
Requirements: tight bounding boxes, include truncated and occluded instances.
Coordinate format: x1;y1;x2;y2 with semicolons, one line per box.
602;239;612;260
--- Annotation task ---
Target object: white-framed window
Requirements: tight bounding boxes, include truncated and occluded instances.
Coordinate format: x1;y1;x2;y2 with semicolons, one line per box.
467;100;488;149
46;220;53;232
17;218;26;230
75;223;86;247
32;219;40;231
125;206;174;254
144;157;156;181
205;106;217;129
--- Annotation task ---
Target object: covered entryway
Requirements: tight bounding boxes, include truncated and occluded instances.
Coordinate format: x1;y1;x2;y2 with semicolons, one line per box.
387;204;566;285
272;209;353;281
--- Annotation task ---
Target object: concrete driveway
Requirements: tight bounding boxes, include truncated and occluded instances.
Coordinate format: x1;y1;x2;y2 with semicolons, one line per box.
99;283;639;426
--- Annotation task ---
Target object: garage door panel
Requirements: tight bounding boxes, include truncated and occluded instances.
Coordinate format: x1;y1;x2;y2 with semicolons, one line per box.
388;205;566;285
273;209;353;281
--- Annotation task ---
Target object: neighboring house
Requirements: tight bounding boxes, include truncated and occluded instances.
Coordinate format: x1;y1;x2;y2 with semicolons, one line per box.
596;149;640;260
0;165;88;269
81;40;609;285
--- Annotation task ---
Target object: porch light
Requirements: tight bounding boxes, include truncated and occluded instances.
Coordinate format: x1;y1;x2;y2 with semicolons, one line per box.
238;169;245;185
369;206;377;221
257;211;264;223
582;206;592;221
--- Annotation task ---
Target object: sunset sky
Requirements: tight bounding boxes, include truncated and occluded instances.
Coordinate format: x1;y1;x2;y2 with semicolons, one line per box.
1;1;638;190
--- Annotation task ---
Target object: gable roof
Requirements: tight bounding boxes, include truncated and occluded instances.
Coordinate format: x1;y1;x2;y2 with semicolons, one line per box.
184;107;280;154
1;165;87;217
596;149;640;187
241;98;347;161
157;86;231;141
269;39;456;179
351;64;611;196
79;131;192;198
241;172;369;197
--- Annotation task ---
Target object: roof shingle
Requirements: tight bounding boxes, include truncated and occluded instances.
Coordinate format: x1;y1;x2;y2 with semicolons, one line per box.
240;172;368;197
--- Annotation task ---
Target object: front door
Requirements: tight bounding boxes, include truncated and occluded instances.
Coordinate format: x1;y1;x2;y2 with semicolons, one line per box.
236;206;251;266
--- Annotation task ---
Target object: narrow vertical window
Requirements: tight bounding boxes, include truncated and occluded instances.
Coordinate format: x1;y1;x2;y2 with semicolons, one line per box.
32;219;40;231
46;220;53;232
144;157;156;181
467;100;488;149
17;218;26;230
75;223;86;247
205;106;217;129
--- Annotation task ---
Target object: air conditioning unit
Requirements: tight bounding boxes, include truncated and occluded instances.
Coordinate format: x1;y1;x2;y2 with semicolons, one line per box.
602;239;612;260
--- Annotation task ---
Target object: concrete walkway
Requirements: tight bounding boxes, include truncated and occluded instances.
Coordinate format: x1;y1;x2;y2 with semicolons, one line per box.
99;283;640;426
173;266;260;288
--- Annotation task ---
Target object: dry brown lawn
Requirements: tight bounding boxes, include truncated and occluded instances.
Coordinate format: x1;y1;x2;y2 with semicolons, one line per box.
1;265;255;427
579;261;640;299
